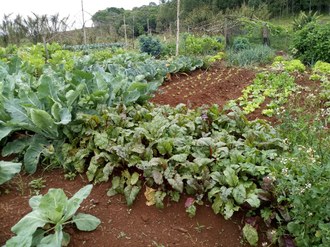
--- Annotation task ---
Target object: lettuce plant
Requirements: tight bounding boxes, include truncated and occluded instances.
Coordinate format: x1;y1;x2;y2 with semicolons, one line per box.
5;184;100;247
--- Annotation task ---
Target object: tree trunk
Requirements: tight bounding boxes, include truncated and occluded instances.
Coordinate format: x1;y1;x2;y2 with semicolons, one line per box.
176;0;180;56
123;15;128;47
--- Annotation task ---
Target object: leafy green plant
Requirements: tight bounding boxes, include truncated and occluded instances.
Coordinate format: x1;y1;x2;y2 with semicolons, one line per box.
310;61;330;80
292;22;330;64
232;37;251;51
236;72;296;116
181;34;224;56
59;103;286;220
292;11;320;32
139;36;163;57
272;57;306;73
6;184;101;247
227;45;275;67
29;178;46;195
0;161;22;185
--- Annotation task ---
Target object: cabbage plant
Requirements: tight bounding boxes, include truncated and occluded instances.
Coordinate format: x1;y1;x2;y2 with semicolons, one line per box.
5;184;100;247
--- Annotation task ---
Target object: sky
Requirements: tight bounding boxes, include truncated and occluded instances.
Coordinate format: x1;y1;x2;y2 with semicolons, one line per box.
0;0;156;28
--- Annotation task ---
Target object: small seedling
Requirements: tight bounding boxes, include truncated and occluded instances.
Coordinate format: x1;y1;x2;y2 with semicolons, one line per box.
28;178;46;195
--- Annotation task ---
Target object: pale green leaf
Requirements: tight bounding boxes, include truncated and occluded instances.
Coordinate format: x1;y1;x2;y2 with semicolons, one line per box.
23;135;47;174
56;108;71;125
124;185;141;206
0;126;15;142
4;99;30;123
246;193;260;208
211;194;223;214
38;224;63;247
223;167;239;187
152;170;163;185
94;132;109;150
73;213;101;231
29;195;42;210
11;210;48;236
167;174;183;193
130;172;140;185
5;235;32;247
64;184;93;221
1;136;30;156
233;184;246;204
0;161;22;185
30;108;58;138
169;154;188;163
155;191;167;209
39;189;68;223
243;224;258;246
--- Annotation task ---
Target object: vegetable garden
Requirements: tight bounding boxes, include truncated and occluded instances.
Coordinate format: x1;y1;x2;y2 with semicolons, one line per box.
1;28;330;247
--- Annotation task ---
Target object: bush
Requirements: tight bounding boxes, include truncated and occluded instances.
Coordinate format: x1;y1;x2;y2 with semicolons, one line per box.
227;45;275;67
232;37;251;51
139;36;163;57
292;22;330;65
181;34;224;56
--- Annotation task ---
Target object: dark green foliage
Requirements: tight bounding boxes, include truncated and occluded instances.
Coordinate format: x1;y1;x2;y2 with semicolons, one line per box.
232;37;251;51
292;22;330;64
139;35;163;57
292;11;320;31
181;34;224;56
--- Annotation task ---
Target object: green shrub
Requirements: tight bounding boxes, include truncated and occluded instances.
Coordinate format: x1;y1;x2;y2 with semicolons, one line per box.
160;41;176;57
273;91;330;246
292;22;330;64
232;37;251;51
227;45;275;67
139;36;163;57
181;34;224;56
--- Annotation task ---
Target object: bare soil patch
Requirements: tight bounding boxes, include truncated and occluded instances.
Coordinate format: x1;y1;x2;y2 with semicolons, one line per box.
151;64;256;108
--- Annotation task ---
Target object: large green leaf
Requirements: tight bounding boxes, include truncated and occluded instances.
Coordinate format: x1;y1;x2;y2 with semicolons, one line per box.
0;126;15;142
223;167;239;187
39;189;68;223
64;184;93;221
38;224;63;247
29;195;42;210
1;136;30;156
0;161;22;185
124;184;141;206
167;174;184;193
4;99;31;123
37;75;60;102
30;108;59;138
233;184;246;204
11;210;48;236
73;213;101;231
242;224;258;246
5;235;32;247
23;135;47;174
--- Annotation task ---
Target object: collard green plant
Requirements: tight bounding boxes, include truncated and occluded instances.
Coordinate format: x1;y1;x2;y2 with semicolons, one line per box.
139;36;163;57
6;184;100;247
